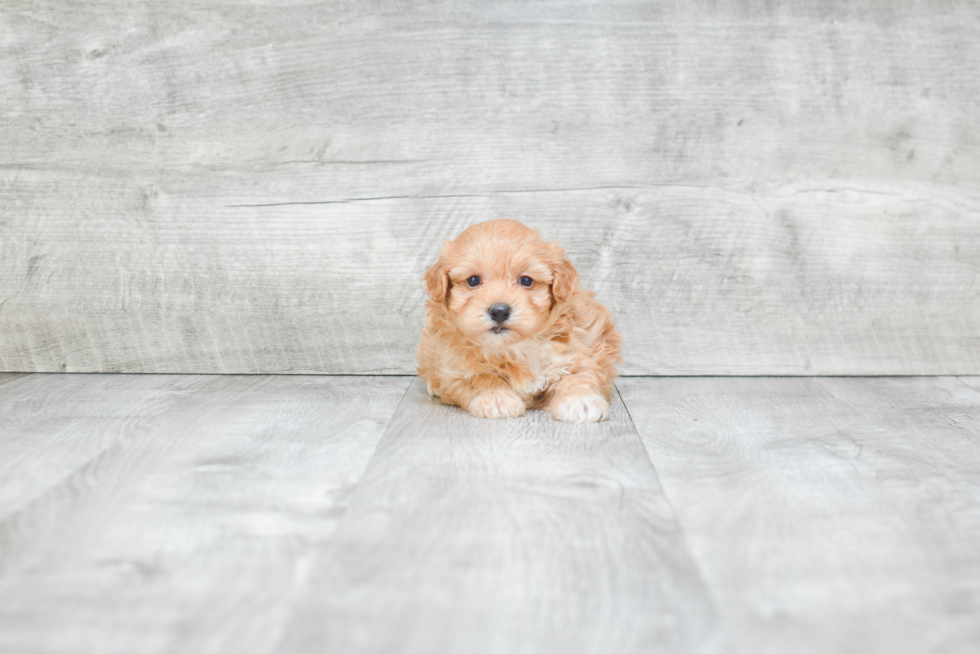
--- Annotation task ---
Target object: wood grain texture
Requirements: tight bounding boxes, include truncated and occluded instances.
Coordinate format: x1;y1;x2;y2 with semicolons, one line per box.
618;376;980;654
0;373;28;389
0;375;410;654
279;378;722;654
2;0;979;374
0;373;212;521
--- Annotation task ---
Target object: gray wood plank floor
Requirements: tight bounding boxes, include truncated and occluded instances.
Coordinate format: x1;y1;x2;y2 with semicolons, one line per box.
2;374;979;653
0;375;412;654
619;377;980;654
277;380;720;654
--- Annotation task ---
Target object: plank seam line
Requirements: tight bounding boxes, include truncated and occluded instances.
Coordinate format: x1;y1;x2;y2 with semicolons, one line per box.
953;376;980;394
339;375;416;483
221;182;980;208
614;381;729;636
616;374;980;379
0;373;30;390
0;375;227;543
224;184;707;208
5;373;980;379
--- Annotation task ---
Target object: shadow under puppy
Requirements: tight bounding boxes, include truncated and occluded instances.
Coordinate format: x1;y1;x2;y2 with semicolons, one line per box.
417;219;621;423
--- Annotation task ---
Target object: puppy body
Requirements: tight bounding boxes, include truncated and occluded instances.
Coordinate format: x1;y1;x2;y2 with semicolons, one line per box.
417;219;621;423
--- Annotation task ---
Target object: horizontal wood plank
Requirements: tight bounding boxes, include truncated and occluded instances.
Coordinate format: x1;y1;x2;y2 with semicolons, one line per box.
1;1;979;374
3;181;978;375
619;376;980;654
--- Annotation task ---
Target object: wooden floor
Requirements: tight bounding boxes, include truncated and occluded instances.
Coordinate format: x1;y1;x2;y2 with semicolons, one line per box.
1;374;978;654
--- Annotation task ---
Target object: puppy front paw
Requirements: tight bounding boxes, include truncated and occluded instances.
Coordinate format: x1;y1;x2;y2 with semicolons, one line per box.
468;389;526;419
551;393;609;424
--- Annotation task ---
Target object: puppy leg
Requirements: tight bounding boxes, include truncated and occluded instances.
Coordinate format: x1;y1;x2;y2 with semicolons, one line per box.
441;374;526;420
546;373;610;424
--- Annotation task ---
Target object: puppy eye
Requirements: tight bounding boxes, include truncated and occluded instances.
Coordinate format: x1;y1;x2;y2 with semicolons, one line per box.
466;275;481;287
519;276;534;288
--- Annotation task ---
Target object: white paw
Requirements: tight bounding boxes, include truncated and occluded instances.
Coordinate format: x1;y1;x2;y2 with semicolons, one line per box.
552;393;609;424
469;389;526;419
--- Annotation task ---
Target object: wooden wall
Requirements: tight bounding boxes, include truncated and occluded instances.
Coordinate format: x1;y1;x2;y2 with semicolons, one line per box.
2;0;979;375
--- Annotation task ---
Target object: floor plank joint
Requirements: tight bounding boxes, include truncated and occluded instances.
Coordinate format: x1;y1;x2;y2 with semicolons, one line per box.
1;374;979;653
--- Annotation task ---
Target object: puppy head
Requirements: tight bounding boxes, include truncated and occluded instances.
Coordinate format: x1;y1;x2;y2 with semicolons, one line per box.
424;219;579;347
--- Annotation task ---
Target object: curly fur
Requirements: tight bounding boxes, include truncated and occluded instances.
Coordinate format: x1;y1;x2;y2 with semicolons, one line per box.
416;219;621;423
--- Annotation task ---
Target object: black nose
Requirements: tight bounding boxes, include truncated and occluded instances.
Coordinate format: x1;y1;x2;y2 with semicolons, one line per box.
488;303;511;325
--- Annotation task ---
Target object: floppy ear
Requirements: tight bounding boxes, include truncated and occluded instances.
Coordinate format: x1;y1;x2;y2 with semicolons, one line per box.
424;258;450;303
550;253;579;304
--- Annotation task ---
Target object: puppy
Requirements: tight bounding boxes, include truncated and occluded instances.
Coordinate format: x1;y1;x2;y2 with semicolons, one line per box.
417;219;621;423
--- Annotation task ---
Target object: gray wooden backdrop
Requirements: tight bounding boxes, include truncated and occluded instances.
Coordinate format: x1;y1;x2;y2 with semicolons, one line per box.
2;0;978;375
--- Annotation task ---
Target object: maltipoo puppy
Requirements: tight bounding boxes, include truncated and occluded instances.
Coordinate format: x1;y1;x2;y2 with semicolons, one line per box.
417;219;621;423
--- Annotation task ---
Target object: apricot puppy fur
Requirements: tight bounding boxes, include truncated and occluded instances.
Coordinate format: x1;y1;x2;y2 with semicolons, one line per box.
417;219;621;423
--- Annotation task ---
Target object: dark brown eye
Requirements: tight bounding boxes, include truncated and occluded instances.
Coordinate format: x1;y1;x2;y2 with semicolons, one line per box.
466;275;481;287
519;276;533;288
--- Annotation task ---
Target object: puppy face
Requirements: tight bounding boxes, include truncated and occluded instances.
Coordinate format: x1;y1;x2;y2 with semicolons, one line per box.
425;219;578;348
